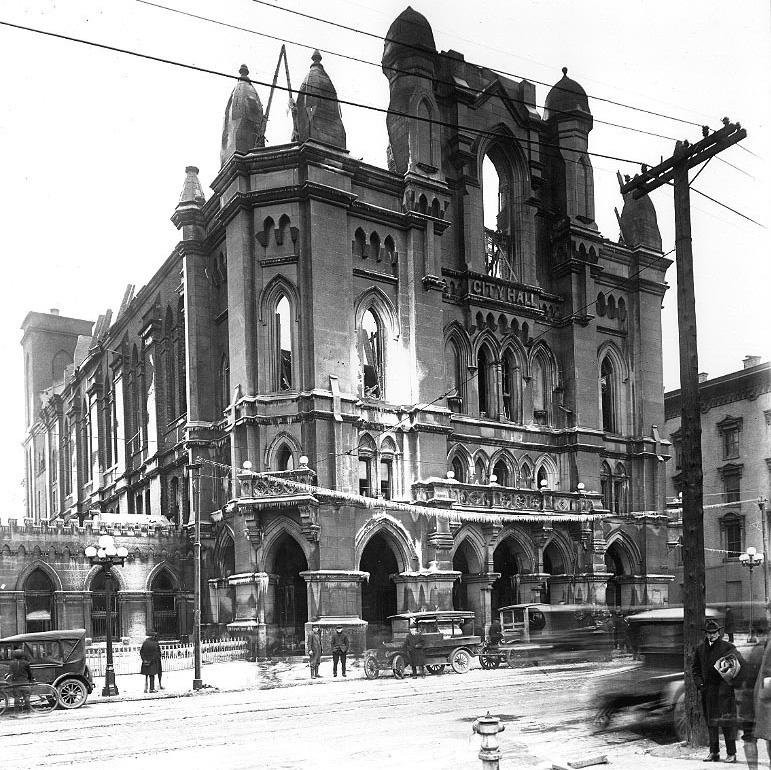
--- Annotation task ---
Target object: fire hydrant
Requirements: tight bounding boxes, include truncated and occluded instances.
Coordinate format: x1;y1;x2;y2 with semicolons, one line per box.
472;712;505;770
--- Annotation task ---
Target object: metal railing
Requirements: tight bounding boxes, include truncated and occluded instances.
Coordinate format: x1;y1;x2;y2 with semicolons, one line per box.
85;638;249;676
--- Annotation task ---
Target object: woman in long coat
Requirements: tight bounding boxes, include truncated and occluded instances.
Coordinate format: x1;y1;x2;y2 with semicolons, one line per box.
140;634;162;693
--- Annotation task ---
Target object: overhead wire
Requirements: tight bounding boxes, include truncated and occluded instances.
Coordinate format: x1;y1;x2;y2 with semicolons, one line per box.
0;16;762;228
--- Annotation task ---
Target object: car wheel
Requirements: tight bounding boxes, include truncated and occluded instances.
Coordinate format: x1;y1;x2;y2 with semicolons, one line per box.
450;648;471;674
363;655;380;680
673;692;687;741
57;678;89;709
426;664;445;675
391;653;406;679
489;655;501;670
479;655;491;670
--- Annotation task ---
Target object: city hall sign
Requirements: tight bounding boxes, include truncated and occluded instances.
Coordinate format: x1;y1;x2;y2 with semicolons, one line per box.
469;278;540;308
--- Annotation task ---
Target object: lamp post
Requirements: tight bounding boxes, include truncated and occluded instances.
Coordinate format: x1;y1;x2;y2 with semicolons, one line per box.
739;546;764;644
84;534;128;697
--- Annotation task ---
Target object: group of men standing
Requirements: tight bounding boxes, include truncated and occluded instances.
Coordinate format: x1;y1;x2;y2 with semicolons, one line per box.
308;625;350;678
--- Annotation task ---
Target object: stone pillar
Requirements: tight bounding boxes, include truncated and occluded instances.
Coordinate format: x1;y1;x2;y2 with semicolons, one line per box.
0;591;23;637
547;575;573;604
519;573;550;604
119;591;151;640
301;570;368;654
465;573;499;636
393;571;460;615
227;572;268;658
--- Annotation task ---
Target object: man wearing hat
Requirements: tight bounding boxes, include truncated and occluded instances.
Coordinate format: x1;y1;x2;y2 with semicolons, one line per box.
692;618;745;762
330;624;350;677
308;626;323;679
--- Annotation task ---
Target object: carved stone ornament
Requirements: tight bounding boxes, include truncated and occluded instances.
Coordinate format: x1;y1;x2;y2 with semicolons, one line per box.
298;504;320;543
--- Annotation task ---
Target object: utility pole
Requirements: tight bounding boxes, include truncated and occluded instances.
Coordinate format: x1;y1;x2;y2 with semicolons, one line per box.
620;119;747;746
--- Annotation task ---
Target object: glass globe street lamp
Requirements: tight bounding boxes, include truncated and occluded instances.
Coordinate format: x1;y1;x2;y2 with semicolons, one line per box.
85;534;128;696
739;546;764;644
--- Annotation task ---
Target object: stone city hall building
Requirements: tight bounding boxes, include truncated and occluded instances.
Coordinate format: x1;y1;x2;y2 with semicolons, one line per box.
4;8;674;653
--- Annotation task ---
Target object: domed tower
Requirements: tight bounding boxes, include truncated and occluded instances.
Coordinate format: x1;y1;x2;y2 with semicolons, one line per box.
617;175;662;251
382;7;440;176
294;50;346;150
545;68;596;227
220;65;265;166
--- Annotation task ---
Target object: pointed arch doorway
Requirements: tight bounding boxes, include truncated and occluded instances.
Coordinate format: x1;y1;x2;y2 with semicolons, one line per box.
270;534;308;654
360;534;399;646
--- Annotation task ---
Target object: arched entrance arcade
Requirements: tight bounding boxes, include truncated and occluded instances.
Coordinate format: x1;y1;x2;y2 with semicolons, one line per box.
267;533;308;654
491;535;533;613
360;534;399;646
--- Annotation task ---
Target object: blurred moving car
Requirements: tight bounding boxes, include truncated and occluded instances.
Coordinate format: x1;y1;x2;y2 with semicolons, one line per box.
363;610;481;679
486;603;612;668
0;628;94;709
591;606;724;738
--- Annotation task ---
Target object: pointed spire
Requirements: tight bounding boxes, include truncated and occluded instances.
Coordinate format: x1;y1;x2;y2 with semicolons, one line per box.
171;165;205;240
295;50;346;150
220;64;265;166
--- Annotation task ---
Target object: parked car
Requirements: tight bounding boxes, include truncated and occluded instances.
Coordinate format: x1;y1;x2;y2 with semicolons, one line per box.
488;603;612;668
590;606;725;739
363;610;481;679
0;628;95;709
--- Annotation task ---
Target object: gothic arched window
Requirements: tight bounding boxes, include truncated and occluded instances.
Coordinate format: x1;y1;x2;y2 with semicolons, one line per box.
477;346;493;417
417;99;435;167
492;460;509;486
600;356;617;434
601;462;613;511
359;309;384;399
482;148;516;281
451;456;466;484
275;295;293;391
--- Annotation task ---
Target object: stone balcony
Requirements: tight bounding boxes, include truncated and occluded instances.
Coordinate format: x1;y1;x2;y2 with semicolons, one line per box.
411;479;602;516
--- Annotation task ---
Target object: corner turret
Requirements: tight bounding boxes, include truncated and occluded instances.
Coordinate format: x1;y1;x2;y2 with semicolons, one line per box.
220;65;265;166
294;51;347;150
618;174;662;251
171;165;206;240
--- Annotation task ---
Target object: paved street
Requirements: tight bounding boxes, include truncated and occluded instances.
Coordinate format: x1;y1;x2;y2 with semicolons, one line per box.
0;660;702;770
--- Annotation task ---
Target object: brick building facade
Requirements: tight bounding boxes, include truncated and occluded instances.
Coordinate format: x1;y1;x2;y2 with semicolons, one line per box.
664;358;771;626
6;8;674;653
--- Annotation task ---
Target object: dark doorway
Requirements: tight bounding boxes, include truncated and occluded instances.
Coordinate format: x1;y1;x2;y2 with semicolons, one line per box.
492;538;524;613
542;543;566;604
151;571;178;639
272;534;308;654
452;546;470;610
605;543;626;608
360;534;399;646
91;571;120;641
24;569;55;633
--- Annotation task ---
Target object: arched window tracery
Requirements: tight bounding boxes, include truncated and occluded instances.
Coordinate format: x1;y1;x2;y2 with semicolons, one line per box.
359;309;384;400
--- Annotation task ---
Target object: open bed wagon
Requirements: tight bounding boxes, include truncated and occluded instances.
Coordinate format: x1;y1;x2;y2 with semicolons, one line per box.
363;611;481;679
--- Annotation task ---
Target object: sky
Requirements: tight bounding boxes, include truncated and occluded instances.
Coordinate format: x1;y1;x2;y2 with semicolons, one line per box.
0;0;768;515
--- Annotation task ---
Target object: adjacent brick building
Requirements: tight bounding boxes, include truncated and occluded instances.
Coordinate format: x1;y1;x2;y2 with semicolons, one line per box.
6;8;675;653
665;358;771;626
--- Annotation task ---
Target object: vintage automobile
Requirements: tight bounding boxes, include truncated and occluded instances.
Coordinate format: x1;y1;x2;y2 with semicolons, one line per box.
363;610;481;679
590;606;725;739
0;628;95;709
478;603;612;669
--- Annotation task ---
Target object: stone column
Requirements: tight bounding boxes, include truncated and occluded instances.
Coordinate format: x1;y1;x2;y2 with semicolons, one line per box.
519;573;551;604
392;571;461;615
227;572;269;658
87;381;102;489
465;573;500;636
119;591;152;640
0;591;23;637
300;570;369;655
111;357;127;477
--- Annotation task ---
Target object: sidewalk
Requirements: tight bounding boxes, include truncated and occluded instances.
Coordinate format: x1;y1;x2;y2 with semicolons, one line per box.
92;655;355;703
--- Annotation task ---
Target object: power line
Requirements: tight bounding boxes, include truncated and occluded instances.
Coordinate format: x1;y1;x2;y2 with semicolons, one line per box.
2;15;760;228
0;17;650;170
247;0;725;132
136;0;708;150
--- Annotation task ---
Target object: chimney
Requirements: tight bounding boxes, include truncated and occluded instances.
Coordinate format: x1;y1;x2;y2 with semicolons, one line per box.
743;355;762;369
698;372;709;383
49;308;60;316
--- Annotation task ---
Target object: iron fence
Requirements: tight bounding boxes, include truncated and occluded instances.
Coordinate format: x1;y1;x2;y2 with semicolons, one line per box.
85;638;249;676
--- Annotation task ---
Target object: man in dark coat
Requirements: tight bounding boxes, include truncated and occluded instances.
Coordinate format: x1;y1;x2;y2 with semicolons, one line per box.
404;623;426;678
692;618;745;762
140;633;162;693
487;619;503;648
330;625;349;678
308;626;323;679
8;648;33;713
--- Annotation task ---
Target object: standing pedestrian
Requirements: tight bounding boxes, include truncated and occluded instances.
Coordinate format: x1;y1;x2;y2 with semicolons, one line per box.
140;633;162;693
330;624;349;678
8;649;32;715
725;606;735;643
487;618;503;648
692;618;745;762
736;628;767;770
308;626;323;679
404;622;426;679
